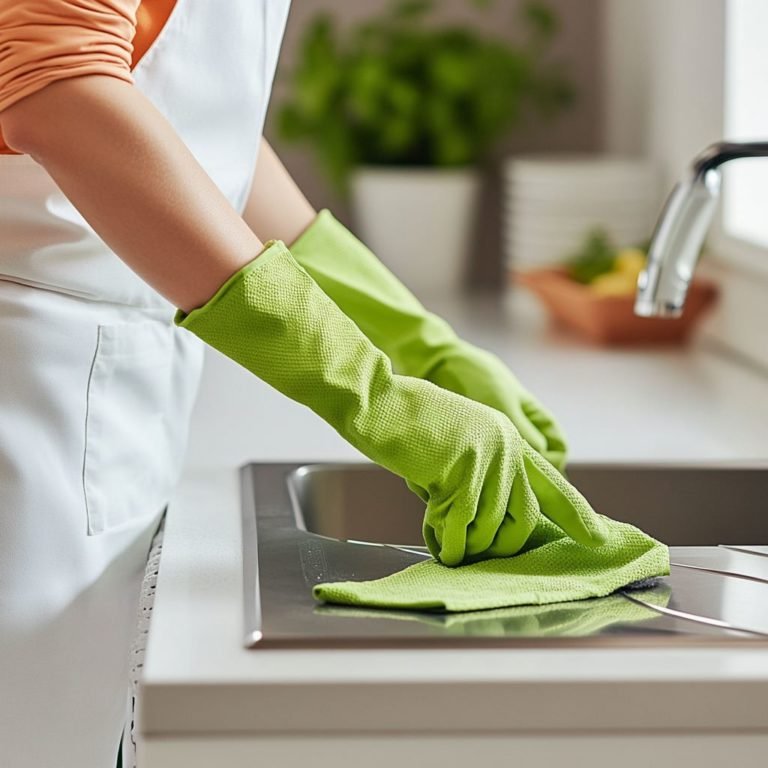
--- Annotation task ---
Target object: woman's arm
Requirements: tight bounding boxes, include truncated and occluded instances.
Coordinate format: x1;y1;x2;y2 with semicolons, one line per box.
242;138;316;246
2;75;264;312
0;0;264;310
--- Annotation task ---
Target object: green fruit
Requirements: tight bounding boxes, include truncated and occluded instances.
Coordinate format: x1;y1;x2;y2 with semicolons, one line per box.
565;229;616;284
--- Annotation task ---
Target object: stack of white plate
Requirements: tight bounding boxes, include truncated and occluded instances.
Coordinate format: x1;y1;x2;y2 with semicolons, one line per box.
504;155;658;270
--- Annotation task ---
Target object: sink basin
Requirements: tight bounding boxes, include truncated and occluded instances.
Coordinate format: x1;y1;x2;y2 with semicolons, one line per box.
241;462;768;648
290;463;768;547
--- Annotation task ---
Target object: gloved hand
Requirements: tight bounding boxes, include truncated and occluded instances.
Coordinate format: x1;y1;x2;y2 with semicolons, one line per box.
425;344;567;470
176;241;605;565
290;210;568;469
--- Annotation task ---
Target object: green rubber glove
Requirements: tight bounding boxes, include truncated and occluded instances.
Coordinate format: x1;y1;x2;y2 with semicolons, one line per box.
291;210;568;469
176;242;606;565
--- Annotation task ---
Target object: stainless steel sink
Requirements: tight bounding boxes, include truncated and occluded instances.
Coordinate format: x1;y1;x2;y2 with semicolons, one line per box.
241;462;768;648
291;463;768;546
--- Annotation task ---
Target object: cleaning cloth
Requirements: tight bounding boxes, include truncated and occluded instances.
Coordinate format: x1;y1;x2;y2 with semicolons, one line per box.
175;241;606;567
314;517;669;612
291;210;567;469
315;583;671;636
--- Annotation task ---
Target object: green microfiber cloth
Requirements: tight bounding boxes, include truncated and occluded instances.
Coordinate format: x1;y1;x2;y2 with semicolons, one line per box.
313;517;669;612
315;584;672;636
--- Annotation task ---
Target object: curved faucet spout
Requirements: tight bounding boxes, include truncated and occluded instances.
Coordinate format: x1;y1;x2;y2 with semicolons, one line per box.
635;141;768;318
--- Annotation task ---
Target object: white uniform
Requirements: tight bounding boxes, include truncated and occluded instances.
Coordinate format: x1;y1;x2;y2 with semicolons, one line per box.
0;1;290;765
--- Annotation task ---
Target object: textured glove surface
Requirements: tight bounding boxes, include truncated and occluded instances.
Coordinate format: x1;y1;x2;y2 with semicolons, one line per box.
291;210;568;469
427;344;568;470
176;242;605;566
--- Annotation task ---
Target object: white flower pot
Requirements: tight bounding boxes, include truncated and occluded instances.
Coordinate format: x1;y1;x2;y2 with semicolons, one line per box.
351;167;480;297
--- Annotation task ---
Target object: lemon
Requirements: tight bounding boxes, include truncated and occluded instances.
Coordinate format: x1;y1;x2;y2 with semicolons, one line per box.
615;248;646;276
590;271;639;296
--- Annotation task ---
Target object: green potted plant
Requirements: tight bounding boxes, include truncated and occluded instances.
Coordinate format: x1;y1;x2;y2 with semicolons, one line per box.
278;0;574;295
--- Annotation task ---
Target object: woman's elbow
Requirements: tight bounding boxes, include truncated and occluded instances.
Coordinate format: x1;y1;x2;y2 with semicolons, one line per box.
1;96;52;157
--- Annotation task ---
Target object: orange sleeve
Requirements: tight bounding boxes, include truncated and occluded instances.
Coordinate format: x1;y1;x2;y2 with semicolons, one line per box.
0;0;140;114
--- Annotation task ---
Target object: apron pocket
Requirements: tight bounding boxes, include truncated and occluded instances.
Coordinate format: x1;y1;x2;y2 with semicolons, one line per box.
83;322;174;535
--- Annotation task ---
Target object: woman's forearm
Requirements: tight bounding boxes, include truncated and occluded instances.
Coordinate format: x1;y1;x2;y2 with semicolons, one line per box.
242;138;316;246
1;75;263;312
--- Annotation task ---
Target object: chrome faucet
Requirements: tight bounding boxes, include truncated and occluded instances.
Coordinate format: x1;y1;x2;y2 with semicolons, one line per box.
635;141;768;317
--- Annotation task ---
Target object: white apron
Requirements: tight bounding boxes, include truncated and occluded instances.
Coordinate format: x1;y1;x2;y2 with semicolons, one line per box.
0;1;290;765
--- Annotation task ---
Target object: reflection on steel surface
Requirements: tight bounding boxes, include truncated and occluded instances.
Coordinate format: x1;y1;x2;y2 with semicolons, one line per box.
621;591;768;638
241;463;768;648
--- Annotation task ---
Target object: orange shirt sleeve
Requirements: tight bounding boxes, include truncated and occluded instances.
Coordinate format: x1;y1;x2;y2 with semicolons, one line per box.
0;0;140;114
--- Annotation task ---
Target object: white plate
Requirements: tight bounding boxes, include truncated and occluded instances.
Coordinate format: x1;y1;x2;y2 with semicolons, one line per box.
510;222;650;240
506;181;657;200
509;230;651;246
507;209;653;227
505;197;657;216
504;155;656;182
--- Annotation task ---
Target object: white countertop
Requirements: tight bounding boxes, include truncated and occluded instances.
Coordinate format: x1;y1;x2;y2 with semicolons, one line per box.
183;291;768;467
141;291;768;740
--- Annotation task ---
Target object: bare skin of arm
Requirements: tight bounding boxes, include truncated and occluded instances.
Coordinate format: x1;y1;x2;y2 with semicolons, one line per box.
1;75;264;312
242;138;316;246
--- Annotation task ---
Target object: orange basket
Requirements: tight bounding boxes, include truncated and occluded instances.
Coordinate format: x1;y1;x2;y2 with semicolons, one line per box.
515;268;718;345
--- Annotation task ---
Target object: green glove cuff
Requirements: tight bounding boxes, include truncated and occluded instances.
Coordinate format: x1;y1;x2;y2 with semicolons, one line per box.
291;210;458;378
176;241;397;444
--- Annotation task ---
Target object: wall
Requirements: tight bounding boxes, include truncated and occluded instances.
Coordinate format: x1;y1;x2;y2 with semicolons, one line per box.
604;0;725;189
264;0;604;287
603;0;768;371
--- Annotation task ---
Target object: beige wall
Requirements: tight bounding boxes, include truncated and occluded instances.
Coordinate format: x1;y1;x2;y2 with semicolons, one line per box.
603;0;768;371
264;0;604;287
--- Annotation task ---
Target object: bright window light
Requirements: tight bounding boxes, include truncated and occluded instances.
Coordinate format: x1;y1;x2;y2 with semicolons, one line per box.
723;0;768;249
